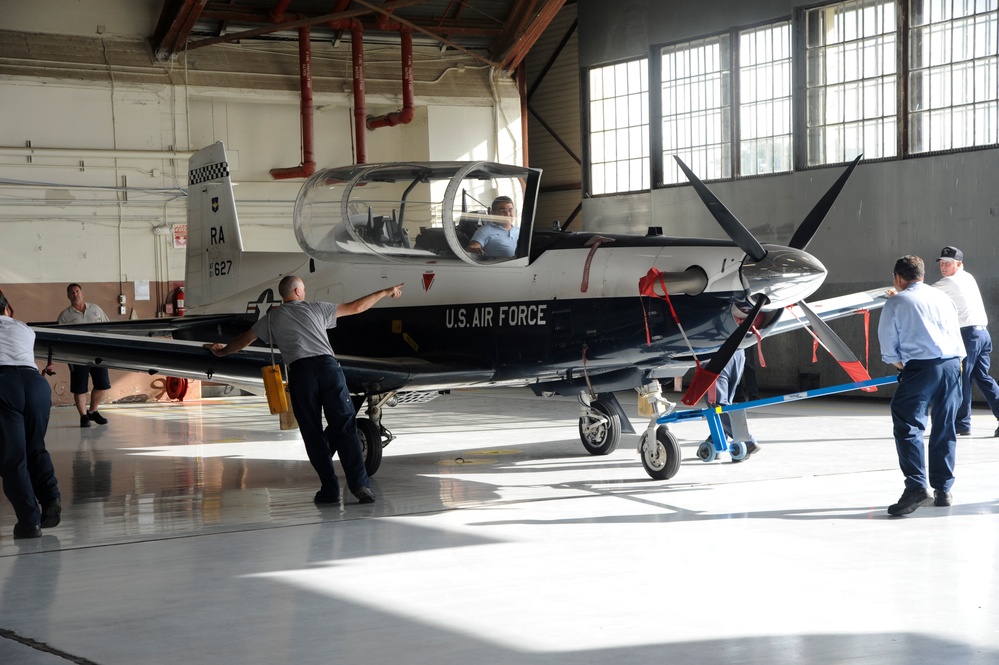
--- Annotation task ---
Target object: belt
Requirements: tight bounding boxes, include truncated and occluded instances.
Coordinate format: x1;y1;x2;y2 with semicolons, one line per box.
961;325;986;331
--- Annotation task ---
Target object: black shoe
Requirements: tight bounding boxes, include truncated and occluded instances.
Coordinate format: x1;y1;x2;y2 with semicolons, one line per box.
994;425;999;438
88;411;108;425
313;490;342;505
887;487;932;516
934;489;953;507
80;415;91;428
353;487;376;504
957;429;971;436
13;523;41;539
41;499;62;528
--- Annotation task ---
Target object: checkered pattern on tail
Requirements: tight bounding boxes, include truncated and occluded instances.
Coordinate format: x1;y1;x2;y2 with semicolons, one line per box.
189;162;229;186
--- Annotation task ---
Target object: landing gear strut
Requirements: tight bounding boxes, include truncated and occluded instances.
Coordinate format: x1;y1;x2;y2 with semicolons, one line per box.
636;380;682;480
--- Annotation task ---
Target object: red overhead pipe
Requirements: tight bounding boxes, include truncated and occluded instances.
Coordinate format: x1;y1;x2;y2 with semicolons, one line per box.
268;0;293;23
350;22;368;163
270;26;316;179
366;26;415;130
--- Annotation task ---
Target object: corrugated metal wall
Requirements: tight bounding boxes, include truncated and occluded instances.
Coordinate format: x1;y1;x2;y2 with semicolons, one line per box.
525;4;583;232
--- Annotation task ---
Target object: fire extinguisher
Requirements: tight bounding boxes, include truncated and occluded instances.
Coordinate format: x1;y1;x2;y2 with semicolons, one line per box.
175;286;185;316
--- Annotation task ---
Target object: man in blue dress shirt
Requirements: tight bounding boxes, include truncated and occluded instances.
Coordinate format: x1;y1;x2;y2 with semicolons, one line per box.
879;255;966;515
467;196;519;258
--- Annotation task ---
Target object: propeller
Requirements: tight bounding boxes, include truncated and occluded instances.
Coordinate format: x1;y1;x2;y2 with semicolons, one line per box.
673;156;767;262
795;300;874;389
674;154;869;406
682;296;766;406
788;154;863;250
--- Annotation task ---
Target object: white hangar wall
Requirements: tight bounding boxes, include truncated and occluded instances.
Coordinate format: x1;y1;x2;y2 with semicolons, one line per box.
0;42;521;325
0;2;521;404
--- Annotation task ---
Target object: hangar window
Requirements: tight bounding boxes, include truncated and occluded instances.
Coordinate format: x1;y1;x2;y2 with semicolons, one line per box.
908;0;999;153
739;21;793;175
586;58;650;195
804;0;898;165
660;35;733;184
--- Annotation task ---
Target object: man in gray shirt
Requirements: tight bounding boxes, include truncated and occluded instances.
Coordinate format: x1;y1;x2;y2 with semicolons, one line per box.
206;275;403;504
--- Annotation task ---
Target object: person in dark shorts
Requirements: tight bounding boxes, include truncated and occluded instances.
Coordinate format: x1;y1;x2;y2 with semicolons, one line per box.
57;283;112;427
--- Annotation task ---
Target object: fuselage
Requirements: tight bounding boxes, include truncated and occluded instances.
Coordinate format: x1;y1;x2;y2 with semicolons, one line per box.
190;232;827;392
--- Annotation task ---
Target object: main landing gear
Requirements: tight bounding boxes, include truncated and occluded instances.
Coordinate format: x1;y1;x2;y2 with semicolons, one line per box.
328;392;399;477
349;390;440;476
577;394;622;455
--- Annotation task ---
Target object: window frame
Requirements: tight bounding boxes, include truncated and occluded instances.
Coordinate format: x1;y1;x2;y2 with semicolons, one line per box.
651;18;795;188
581;56;651;197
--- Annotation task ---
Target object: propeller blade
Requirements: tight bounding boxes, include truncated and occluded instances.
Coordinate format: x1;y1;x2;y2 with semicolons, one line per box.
673;156;767;262
796;300;876;391
682;296;767;406
787;154;863;251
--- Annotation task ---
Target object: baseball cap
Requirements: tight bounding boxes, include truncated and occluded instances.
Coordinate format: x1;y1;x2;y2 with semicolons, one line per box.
936;246;963;262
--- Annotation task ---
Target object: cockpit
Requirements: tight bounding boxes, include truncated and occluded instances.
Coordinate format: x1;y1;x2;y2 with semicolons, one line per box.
293;161;541;266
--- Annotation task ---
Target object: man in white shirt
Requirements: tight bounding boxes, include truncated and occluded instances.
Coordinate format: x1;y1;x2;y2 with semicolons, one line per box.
57;283;112;428
932;246;999;437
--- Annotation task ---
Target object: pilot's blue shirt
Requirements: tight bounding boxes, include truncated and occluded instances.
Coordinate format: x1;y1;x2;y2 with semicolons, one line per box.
470;223;519;257
878;281;965;366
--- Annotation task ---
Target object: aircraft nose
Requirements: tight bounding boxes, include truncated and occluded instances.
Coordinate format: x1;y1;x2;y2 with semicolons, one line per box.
741;246;827;308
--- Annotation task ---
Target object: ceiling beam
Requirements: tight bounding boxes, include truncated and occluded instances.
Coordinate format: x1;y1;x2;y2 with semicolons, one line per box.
181;0;429;52
351;0;503;69
493;0;566;71
151;0;209;60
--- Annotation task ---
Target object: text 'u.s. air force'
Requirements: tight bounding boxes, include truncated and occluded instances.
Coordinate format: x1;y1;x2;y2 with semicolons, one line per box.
445;304;547;328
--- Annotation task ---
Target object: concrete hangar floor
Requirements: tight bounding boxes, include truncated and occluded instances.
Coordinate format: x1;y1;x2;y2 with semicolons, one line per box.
1;387;998;665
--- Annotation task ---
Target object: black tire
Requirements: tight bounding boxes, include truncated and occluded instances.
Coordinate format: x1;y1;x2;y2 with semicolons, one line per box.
356;417;383;476
640;426;682;480
578;398;621;455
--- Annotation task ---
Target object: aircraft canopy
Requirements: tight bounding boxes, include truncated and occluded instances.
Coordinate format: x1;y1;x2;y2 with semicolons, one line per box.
294;161;542;266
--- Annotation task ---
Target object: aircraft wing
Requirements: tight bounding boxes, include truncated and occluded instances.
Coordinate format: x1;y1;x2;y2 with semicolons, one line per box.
29;314;245;336
32;327;495;396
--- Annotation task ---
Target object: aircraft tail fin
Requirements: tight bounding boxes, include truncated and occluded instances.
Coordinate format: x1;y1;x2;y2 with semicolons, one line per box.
186;142;245;311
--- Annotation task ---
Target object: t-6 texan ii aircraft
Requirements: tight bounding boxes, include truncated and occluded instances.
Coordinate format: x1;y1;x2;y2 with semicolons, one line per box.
32;142;886;480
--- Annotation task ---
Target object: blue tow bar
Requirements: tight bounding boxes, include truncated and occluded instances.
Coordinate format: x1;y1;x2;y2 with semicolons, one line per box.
655;375;898;462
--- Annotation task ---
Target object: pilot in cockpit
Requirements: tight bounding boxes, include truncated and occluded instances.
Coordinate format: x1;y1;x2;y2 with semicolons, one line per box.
466;196;519;258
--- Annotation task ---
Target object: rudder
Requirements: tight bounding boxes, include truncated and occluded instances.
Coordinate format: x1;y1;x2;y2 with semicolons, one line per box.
186;142;244;311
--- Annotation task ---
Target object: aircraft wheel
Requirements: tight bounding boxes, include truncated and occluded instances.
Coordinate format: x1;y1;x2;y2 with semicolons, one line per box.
729;441;747;462
578;399;621;455
640;426;682;480
696;441;717;463
356;417;384;476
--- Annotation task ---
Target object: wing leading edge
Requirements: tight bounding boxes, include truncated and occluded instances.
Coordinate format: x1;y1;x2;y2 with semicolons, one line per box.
31;327;496;396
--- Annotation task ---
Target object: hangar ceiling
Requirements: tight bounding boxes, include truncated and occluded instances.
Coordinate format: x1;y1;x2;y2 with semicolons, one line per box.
153;0;567;72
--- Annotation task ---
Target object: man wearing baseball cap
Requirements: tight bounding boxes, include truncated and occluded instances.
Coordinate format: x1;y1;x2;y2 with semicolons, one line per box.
933;245;999;439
